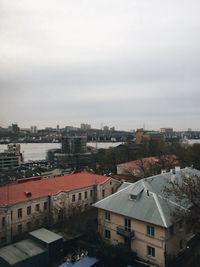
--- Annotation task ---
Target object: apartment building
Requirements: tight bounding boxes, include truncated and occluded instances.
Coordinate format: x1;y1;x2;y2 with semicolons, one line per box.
0;172;120;247
94;167;199;267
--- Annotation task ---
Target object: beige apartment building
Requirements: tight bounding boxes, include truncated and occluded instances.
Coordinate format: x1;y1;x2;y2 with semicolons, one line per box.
0;172;120;247
94;167;199;267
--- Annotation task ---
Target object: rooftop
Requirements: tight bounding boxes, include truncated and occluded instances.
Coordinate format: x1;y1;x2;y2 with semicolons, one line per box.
29;228;62;244
94;167;200;228
117;155;178;169
0;172;110;207
0;239;47;265
117;157;160;169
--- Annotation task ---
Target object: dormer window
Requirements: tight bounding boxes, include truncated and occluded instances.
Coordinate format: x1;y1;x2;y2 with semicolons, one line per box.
130;194;137;200
129;185;144;200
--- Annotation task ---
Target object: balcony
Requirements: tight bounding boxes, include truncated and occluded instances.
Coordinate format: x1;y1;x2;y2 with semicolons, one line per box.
117;226;135;239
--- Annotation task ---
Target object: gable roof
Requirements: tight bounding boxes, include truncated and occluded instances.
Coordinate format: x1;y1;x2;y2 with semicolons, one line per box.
117;157;159;169
117;155;177;169
93;167;200;228
0;172;110;207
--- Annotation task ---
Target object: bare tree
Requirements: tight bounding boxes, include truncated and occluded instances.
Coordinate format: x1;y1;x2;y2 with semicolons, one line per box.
164;173;200;233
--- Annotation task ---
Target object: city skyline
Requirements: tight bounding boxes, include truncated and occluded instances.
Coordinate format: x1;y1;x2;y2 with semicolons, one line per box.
0;0;200;131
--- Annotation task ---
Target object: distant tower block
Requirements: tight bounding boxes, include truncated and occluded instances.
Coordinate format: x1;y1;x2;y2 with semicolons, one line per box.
61;136;87;154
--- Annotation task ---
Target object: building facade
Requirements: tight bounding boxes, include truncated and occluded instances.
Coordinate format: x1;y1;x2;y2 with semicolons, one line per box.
0;172;120;247
0;144;23;169
94;168;198;267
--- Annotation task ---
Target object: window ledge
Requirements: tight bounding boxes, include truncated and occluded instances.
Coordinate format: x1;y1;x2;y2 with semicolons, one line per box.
147;255;156;260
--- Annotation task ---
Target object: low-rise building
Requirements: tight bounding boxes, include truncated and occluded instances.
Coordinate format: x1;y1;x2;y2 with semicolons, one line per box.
94;167;199;267
135;128;164;145
117;155;178;179
0;144;23;169
0;172;120;246
0;239;48;267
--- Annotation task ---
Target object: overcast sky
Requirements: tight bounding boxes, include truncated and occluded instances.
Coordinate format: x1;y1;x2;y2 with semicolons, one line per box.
0;0;200;131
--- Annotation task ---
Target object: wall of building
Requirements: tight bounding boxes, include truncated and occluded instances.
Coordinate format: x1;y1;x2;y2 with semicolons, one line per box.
0;197;49;246
51;178;120;224
165;221;189;261
97;209;170;267
0;177;120;246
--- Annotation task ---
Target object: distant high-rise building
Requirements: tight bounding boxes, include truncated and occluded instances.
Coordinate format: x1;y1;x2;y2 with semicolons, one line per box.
30;126;38;134
110;126;115;131
160;128;173;133
61;136;87;154
103;126;109;131
11;123;20;134
80;123;91;130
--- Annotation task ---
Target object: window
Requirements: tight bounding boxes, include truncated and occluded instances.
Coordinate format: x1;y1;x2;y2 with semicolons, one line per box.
90;190;93;197
44;217;48;225
72;194;76;202
78;193;82;200
18;208;22;218
147;246;155;257
130;194;137;200
125;218;131;232
169;225;174;236
44;202;48;210
27;206;31;215
17;224;22;234
111;187;114;194
105;211;110;221
84;191;87;199
102;189;105;198
147;225;155;237
104;229;111;240
27;221;31;231
35;204;40;211
1;237;6;244
35;219;40;227
179;240;183;250
179;220;183;229
2;217;6;227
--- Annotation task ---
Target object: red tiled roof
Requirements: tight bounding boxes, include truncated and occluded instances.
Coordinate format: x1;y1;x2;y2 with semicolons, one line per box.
117;157;159;168
117;155;178;169
0;172;109;207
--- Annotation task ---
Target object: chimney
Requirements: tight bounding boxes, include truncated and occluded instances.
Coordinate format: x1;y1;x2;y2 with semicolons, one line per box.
170;174;176;182
175;166;181;173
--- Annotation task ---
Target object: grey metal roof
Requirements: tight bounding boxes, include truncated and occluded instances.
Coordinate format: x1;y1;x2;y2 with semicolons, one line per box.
0;239;47;265
93;167;200;228
117;182;131;191
29;228;62;244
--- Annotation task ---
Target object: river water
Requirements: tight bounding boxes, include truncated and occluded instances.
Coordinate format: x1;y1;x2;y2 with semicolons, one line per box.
0;140;198;162
0;142;123;162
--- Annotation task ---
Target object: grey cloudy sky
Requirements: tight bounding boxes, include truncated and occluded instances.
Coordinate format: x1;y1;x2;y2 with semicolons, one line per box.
0;0;200;130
